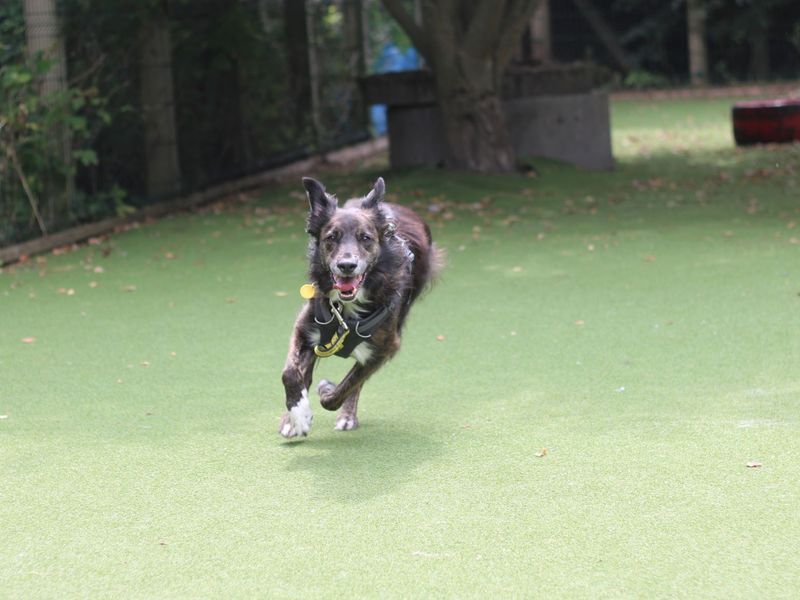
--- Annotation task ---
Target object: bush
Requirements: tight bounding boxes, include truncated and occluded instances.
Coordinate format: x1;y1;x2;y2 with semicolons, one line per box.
0;2;125;246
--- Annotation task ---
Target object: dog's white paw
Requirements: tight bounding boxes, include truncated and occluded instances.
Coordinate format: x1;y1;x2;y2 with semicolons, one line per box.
279;390;313;439
334;414;359;431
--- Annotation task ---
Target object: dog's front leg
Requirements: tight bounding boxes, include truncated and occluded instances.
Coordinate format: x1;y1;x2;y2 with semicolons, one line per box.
279;306;317;438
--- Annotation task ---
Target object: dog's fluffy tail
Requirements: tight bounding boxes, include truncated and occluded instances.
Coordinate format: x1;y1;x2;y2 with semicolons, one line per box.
429;242;447;283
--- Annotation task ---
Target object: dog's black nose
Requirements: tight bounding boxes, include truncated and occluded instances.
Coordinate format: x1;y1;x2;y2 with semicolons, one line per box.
337;260;357;275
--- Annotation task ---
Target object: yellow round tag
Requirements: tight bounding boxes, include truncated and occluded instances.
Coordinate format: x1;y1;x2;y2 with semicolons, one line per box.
299;284;316;299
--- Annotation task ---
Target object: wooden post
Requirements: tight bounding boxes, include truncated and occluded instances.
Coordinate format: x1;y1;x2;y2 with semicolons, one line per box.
686;0;708;86
530;0;551;63
139;11;182;198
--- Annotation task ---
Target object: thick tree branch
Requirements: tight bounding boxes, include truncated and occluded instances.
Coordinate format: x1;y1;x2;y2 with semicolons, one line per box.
381;0;432;62
494;0;543;71
6;141;48;235
572;0;632;72
464;0;508;58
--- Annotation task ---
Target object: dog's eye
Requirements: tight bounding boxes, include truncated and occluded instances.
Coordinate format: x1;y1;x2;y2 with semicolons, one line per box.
325;232;338;242
359;233;372;242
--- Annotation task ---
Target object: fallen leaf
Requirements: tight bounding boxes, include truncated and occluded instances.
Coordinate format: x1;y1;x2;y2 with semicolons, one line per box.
535;448;548;458
0;415;8;420
164;252;175;259
574;320;585;326
94;266;104;273
140;361;150;367
722;231;735;238
226;296;237;303
66;288;75;296
436;335;445;341
512;266;523;273
89;281;98;288
643;255;657;262
746;461;762;468
123;285;137;292
274;291;288;297
21;337;36;343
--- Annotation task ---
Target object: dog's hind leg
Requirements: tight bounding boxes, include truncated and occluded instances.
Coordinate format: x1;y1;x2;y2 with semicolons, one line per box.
318;332;400;412
317;352;390;412
334;384;362;431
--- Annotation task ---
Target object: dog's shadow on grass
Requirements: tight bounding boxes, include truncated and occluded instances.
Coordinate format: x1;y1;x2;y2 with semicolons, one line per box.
281;418;442;503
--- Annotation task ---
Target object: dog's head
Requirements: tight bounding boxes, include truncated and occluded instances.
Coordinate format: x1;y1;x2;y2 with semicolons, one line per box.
303;176;388;302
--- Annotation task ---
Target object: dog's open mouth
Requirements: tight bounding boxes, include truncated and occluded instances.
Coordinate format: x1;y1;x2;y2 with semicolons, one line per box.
333;274;364;301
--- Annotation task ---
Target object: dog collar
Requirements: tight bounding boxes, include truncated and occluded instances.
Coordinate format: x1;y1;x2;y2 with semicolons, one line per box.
312;298;390;359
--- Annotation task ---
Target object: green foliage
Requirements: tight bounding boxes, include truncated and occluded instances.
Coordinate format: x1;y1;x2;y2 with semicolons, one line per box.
622;69;670;90
0;49;119;244
790;22;800;54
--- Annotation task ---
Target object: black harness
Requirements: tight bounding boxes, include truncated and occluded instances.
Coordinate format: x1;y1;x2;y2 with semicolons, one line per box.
313;298;390;359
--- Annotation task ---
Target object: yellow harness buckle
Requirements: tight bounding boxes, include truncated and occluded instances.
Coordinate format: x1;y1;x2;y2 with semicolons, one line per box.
314;301;350;358
314;329;350;357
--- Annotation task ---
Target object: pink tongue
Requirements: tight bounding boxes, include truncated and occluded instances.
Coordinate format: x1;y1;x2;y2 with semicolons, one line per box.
334;278;356;292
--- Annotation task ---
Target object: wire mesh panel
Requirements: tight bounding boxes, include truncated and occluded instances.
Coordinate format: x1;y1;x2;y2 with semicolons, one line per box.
1;0;372;246
2;0;800;246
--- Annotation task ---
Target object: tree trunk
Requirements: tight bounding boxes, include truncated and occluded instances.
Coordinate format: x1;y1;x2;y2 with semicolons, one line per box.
343;0;368;133
24;0;72;225
305;3;323;148
284;0;313;144
686;0;708;86
139;13;182;198
435;58;515;172
749;25;770;81
382;0;541;173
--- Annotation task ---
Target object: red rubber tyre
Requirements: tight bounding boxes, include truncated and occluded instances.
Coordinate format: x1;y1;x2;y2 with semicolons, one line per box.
732;98;800;146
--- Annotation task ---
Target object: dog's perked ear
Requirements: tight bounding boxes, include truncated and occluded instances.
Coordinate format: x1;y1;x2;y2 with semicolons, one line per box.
361;177;385;209
303;177;337;236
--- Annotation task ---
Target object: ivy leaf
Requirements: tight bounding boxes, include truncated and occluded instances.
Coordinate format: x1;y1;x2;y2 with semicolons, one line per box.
74;149;98;166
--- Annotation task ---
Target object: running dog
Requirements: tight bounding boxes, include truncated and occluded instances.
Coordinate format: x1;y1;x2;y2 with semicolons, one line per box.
279;176;442;438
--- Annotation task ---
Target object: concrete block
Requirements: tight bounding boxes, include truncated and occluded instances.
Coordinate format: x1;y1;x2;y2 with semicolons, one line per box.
385;93;614;171
505;93;614;170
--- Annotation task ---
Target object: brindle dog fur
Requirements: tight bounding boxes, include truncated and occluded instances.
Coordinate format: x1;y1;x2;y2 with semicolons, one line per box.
279;176;442;438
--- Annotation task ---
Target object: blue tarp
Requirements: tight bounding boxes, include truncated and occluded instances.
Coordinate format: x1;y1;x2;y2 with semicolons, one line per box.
370;44;419;135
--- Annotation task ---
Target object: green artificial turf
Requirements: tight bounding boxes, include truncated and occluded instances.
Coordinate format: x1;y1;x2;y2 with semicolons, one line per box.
2;96;799;598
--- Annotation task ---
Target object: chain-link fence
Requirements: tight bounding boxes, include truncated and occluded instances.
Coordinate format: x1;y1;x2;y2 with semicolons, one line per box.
1;0;385;247
3;0;800;248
